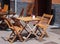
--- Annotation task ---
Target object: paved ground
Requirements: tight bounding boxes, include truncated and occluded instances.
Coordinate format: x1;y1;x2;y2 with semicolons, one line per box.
0;28;60;44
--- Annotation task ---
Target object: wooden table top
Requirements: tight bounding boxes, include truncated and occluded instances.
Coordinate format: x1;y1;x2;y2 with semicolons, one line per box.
16;16;41;21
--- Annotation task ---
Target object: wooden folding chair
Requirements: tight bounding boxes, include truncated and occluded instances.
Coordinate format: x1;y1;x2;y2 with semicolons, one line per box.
36;14;53;40
3;17;24;43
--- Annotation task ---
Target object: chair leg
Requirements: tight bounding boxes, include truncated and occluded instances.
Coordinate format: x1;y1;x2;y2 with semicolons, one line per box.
34;32;39;39
39;34;44;40
18;33;24;42
23;24;29;33
20;28;29;34
35;27;38;33
24;32;32;41
9;35;16;43
39;28;48;40
35;26;42;36
7;32;14;41
39;30;45;40
6;35;11;41
45;31;48;37
8;31;17;43
38;28;42;36
19;35;23;42
25;29;29;34
42;28;48;37
10;31;15;36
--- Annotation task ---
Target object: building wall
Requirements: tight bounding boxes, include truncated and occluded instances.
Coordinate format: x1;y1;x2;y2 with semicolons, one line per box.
10;0;60;25
18;0;60;24
19;0;34;3
52;0;60;24
11;0;60;4
52;0;60;4
19;0;60;4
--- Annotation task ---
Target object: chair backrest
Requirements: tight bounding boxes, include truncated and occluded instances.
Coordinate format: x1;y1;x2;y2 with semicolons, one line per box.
19;8;24;17
2;4;8;12
26;3;34;16
40;14;53;25
28;4;34;16
11;17;22;27
26;4;32;12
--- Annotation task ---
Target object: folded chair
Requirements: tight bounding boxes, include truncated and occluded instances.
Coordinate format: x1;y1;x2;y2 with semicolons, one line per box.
10;17;32;41
36;14;53;40
3;17;24;43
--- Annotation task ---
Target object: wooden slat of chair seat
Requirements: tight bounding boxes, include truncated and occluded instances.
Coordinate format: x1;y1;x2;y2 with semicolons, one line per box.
36;14;53;40
3;17;24;43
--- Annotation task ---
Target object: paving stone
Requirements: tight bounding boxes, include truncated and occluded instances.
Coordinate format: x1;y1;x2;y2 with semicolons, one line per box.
50;29;60;35
59;38;60;40
44;41;58;44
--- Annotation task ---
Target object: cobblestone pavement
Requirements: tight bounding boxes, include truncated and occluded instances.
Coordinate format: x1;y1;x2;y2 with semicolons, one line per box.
0;28;60;44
